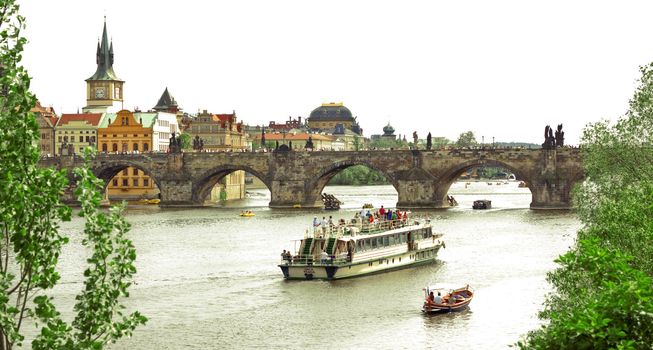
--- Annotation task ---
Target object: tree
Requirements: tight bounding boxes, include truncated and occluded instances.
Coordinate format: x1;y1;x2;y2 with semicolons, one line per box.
178;133;191;150
518;62;653;348
455;131;477;148
0;2;145;348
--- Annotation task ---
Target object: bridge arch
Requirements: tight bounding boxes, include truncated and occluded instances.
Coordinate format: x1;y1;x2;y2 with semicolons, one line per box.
304;160;399;206
93;161;163;200
192;165;272;204
433;158;535;206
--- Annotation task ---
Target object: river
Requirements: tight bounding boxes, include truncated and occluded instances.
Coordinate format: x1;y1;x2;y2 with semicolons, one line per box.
38;182;579;349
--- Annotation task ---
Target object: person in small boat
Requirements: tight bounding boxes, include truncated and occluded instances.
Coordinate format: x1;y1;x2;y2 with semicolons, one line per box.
448;292;456;305
434;291;443;304
428;291;435;303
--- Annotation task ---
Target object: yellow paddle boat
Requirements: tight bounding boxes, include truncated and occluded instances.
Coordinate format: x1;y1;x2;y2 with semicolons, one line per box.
240;211;255;217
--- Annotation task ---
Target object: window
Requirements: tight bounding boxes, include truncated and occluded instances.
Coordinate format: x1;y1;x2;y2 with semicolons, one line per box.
112;179;118;186
63;136;68;142
383;236;389;246
122;143;127;152
134;134;138;137
112;143;118;152
102;144;107;152
133;143;139;151
143;143;149;151
79;136;83;142
133;168;139;175
389;236;395;245
122;169;128;175
133;179;139;187
122;179;128;186
371;238;377;249
143;178;149;187
85;136;90;142
58;136;62;142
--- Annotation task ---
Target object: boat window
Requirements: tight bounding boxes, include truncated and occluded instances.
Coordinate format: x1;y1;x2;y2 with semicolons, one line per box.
389;235;395;245
425;229;431;238
401;233;406;243
365;239;371;250
357;240;363;252
383;236;389;246
377;237;383;247
371;238;377;249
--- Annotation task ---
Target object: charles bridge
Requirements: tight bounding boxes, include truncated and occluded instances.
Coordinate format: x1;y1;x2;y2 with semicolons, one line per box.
38;147;584;210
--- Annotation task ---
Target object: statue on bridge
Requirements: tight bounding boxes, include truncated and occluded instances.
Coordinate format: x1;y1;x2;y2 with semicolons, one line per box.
169;132;183;154
555;124;565;147
192;135;204;152
305;136;314;150
413;131;418;149
426;132;432;150
542;124;565;149
542;125;556;149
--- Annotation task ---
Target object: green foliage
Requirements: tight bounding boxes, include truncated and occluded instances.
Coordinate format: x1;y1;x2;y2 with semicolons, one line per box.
518;62;653;349
328;165;390;186
0;2;145;348
455;131;477;148
518;239;653;350
178;133;191;150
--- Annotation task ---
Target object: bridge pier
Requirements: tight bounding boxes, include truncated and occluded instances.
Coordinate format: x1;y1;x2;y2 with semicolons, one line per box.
395;180;446;209
158;179;203;207
529;179;574;210
269;180;322;208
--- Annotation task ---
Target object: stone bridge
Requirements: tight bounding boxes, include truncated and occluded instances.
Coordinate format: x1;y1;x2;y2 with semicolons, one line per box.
38;148;584;209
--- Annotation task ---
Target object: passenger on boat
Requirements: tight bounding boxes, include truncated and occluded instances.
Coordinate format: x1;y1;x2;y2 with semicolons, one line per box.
320;251;328;264
313;216;319;227
434;292;443;304
285;251;292;263
281;250;287;260
379;205;386;217
321;217;327;235
428;291;435;303
369;215;374;223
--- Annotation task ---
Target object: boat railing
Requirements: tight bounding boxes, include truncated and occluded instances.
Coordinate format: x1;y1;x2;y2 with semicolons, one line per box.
280;254;351;266
304;217;429;239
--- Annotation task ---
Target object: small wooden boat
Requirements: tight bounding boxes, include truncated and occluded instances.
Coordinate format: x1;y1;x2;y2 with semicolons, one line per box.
240;211;255;217
472;199;491;209
423;285;474;314
362;203;374;209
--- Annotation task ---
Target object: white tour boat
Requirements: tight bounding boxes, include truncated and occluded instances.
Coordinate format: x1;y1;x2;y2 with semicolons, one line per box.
279;211;445;280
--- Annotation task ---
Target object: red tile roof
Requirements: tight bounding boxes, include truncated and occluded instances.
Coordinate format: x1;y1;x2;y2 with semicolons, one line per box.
58;113;103;127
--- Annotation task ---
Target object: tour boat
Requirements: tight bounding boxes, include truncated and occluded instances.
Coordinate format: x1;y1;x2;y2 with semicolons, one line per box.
422;285;474;314
278;211;445;280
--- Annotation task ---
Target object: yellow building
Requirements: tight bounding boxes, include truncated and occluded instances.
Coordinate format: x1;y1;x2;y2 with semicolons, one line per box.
98;110;157;200
54;113;103;155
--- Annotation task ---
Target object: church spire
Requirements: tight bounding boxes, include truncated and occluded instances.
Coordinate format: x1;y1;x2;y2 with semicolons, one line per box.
87;17;121;81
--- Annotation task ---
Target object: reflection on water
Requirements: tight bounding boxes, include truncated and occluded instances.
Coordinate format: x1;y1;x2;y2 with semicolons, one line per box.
26;183;578;349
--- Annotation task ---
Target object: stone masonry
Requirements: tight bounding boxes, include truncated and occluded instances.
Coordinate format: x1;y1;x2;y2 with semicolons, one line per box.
39;148;584;210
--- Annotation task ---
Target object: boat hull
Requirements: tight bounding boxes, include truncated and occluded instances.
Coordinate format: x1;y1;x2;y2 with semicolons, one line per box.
279;245;442;280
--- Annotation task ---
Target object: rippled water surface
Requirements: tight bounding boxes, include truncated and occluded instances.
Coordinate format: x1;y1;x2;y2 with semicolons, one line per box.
41;182;579;349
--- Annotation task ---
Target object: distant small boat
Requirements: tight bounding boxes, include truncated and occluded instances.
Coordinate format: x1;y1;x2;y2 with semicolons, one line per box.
487;182;493;185
240;211;255;217
472;199;491;209
138;198;160;205
362;203;374;209
292;204;302;208
423;285;474;314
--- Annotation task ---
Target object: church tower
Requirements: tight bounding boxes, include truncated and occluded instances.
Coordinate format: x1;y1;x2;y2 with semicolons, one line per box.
83;17;124;113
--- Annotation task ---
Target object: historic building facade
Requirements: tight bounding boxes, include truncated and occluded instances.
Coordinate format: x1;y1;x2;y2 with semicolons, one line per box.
32;101;59;156
98;109;179;200
307;102;363;135
54;113;103;155
186;110;248;201
83;19;124;113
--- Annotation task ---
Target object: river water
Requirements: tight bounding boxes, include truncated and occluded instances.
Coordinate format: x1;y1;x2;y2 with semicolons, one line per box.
40;182;579;349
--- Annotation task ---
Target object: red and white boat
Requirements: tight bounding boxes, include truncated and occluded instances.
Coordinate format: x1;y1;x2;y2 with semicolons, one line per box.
422;285;474;314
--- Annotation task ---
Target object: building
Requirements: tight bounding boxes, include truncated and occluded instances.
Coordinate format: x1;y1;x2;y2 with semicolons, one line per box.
268;116;304;131
185;110;248;201
31;101;59;156
187;110;247;151
152;87;179;114
54;113;104;155
252;132;335;150
82;18;124;113
97;109;179;200
371;123;397;141
307;102;363;135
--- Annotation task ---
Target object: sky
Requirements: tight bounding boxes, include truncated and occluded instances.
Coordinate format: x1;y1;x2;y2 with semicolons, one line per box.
19;0;653;144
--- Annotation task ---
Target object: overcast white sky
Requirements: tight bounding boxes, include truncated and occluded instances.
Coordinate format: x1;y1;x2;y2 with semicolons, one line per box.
19;0;653;144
